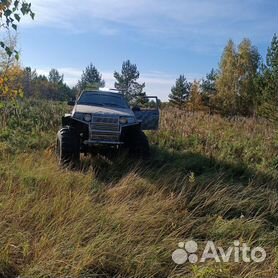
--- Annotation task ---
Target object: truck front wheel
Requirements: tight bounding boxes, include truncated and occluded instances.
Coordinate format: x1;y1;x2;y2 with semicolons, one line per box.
56;127;80;167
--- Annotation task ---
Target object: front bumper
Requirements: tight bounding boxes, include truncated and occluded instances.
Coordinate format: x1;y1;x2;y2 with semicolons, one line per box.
84;140;124;145
88;116;139;145
64;114;140;146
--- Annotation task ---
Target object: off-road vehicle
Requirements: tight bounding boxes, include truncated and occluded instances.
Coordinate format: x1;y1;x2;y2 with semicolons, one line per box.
56;89;160;166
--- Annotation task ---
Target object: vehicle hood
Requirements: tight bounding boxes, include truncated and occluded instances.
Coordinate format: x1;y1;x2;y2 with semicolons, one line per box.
73;104;134;117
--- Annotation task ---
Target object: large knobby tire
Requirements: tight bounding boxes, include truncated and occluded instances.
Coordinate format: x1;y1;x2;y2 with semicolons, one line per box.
56;127;80;168
128;130;150;159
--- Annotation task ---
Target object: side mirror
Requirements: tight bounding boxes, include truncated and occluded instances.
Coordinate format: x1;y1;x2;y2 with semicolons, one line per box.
67;100;75;106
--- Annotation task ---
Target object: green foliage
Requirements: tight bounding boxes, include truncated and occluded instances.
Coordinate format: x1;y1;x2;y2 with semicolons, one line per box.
214;39;260;116
168;35;276;119
0;99;66;151
21;67;75;101
0;0;34;59
187;80;206;112
48;68;64;84
77;63;105;91
236;39;261;115
257;33;278;120
266;33;278;74
168;74;191;108
114;60;145;103
201;68;218;95
214;39;237;114
200;69;218;109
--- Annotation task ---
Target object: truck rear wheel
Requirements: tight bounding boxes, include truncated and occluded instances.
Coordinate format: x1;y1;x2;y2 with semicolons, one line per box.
56;127;80;167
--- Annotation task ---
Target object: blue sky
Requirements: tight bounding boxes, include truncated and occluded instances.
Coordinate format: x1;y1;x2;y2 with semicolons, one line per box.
18;0;278;100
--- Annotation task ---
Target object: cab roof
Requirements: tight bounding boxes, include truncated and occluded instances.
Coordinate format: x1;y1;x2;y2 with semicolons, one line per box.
82;88;122;94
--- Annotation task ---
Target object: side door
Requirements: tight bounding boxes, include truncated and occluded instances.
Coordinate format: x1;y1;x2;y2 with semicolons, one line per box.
133;96;160;130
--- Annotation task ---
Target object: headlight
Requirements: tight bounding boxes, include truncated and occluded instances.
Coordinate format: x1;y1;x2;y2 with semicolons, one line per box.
119;116;136;124
119;117;128;124
84;114;92;122
73;112;84;120
73;112;92;122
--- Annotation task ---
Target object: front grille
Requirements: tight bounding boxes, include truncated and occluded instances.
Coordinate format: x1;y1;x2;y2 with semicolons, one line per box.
91;116;119;131
93;117;118;124
91;132;119;142
92;122;119;131
90;116;120;142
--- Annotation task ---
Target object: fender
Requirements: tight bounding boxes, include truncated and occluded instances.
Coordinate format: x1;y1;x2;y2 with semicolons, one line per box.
62;115;89;139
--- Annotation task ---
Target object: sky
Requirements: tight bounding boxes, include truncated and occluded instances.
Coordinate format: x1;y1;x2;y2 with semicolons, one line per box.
18;0;278;100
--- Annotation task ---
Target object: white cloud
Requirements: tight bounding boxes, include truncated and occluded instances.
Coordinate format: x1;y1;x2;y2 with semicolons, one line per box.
35;67;201;100
23;0;276;43
22;1;276;101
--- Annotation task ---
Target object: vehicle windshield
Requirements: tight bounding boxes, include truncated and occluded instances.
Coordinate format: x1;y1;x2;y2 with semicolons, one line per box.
77;91;129;108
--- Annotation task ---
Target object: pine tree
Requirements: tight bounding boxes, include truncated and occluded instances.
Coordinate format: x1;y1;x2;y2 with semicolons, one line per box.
77;63;105;91
265;33;278;101
48;69;64;84
258;33;278;119
114;60;145;103
201;68;218;109
266;33;278;75
169;75;191;108
201;68;218;95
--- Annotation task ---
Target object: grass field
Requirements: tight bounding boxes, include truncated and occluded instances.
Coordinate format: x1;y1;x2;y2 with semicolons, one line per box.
0;100;278;278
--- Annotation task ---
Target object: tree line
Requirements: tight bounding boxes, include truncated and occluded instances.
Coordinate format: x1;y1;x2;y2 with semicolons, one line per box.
0;34;277;119
0;55;146;103
169;34;278;119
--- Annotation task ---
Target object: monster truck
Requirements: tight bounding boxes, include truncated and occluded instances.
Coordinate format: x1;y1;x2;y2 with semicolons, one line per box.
56;88;160;166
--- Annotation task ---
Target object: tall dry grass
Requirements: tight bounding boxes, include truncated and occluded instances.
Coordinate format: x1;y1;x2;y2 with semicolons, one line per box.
0;101;277;277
